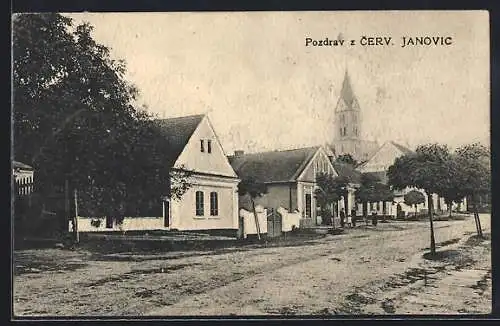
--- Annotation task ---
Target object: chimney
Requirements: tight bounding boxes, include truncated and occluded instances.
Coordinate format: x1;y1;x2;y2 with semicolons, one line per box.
234;150;245;157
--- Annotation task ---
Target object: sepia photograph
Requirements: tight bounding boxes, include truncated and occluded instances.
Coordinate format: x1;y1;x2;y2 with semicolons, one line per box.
12;11;491;317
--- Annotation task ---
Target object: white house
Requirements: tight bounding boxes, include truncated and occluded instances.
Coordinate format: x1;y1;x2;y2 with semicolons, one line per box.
155;114;240;232
74;114;241;233
12;161;34;196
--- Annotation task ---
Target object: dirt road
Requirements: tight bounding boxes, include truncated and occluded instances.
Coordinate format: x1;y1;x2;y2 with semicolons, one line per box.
13;214;490;317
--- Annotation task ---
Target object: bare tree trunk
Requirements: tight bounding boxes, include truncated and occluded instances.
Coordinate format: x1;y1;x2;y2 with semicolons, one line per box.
472;198;483;237
449;203;452;218
251;198;261;240
64;179;69;235
428;192;436;255
73;189;79;244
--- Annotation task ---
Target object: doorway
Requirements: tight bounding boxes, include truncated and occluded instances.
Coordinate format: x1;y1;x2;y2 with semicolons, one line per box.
163;200;170;228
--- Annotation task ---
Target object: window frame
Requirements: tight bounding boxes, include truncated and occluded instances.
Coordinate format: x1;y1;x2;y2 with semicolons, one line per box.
195;191;204;216
207;139;212;153
209;191;219;217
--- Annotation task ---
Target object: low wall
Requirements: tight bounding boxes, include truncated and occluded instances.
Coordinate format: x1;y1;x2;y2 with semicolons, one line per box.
69;216;164;232
277;207;301;232
239;207;268;239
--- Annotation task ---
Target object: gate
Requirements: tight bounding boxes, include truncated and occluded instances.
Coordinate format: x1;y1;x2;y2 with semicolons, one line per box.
267;208;282;238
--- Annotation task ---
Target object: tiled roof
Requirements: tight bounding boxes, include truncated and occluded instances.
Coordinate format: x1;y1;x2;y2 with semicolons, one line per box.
229;147;320;183
390;141;413;155
13;161;33;170
332;161;362;184
154;114;204;167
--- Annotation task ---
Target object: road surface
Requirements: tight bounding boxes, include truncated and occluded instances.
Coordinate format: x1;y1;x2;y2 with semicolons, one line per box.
13;214;490;316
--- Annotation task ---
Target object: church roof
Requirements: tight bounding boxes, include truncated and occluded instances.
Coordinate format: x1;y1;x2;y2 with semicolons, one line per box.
229;146;320;183
338;69;358;109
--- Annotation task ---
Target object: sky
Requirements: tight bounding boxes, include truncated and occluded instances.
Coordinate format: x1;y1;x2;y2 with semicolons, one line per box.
65;11;490;154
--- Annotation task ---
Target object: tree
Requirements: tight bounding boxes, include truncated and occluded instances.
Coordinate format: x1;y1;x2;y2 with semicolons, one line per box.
355;173;380;219
403;190;426;217
315;173;341;227
336;154;357;166
388;143;452;255
238;176;268;240
374;182;395;219
355;173;394;220
454;143;490;237
13;13;192;237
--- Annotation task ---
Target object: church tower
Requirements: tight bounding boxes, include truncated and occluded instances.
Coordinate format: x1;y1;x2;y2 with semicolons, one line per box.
330;69;379;162
335;69;361;141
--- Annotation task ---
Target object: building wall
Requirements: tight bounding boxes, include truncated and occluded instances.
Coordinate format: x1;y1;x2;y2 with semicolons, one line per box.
174;116;237;178
170;175;239;231
332;139;379;162
70;216;163;232
298;149;337;182
239;183;297;213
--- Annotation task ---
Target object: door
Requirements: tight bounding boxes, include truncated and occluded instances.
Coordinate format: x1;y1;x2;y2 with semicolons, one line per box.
163;200;170;227
305;194;312;219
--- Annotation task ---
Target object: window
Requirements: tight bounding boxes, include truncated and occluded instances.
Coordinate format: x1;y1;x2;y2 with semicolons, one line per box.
195;191;204;216
200;140;205;152
207;140;212;153
376;202;380;210
210;192;218;216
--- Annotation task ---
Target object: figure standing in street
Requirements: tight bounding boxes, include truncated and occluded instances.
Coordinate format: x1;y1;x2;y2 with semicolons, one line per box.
340;208;346;228
351;207;357;227
371;209;378;226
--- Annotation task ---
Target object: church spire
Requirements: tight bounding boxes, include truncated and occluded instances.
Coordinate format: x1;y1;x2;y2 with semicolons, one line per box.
340;68;357;109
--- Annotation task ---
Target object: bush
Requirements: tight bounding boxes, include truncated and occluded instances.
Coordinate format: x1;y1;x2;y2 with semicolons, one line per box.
90;218;102;228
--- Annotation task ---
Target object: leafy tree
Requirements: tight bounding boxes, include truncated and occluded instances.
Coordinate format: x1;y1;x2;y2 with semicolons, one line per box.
355;173;394;219
336;154;357;166
355;173;380;218
388;143;451;255
403;190;426;217
13;13;192;238
315;173;341;227
374;182;395;218
238;176;268;240
454;143;490;237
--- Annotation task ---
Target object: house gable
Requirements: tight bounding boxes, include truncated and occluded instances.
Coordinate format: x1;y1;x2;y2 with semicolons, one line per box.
359;141;410;173
174;116;237;178
297;147;338;182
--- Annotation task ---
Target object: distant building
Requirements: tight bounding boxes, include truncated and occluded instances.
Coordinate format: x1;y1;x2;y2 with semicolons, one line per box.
329;70;379;162
12;160;34;196
357;141;467;217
